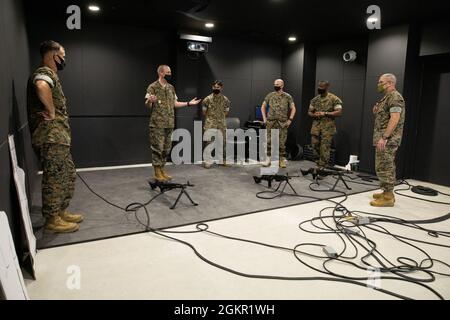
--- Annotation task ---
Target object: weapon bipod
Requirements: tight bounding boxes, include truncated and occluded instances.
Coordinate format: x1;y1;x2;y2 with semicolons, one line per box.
149;180;199;210
254;174;298;196
315;170;352;192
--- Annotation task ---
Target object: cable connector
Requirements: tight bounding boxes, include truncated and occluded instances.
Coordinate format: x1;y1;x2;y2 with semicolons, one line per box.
342;216;357;222
356;217;371;225
323;246;338;259
343;228;360;236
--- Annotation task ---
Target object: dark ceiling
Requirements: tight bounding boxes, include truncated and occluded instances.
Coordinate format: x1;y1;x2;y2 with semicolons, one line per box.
24;0;450;44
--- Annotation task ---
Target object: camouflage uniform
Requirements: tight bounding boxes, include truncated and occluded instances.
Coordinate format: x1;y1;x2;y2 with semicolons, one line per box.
202;93;231;162
146;81;177;166
27;66;75;219
373;90;406;193
309;93;343;167
264;92;294;158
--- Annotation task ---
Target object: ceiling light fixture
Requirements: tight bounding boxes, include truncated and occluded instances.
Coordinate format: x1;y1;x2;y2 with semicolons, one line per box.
205;23;215;28
88;5;101;12
288;36;297;42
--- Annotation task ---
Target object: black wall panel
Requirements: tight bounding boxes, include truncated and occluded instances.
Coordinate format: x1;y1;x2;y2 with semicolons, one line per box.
313;38;368;165
173;36;282;162
180;37;282;124
0;144;15;236
413;58;450;186
420;22;450;57
251;43;283;81
251;80;273;113
359;25;409;173
281;44;304;146
365;26;409;79
222;79;253;121
282;44;304;97
0;0;9;143
336;79;366;161
24;8;444;188
316;52;343;82
175;42;201;113
199;37;254;80
70;117;151;167
0;0;34;268
199;36;282;122
26;17;175;167
27;21;174;117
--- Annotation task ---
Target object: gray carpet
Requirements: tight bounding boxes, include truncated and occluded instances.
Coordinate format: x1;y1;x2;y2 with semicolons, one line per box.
31;161;380;249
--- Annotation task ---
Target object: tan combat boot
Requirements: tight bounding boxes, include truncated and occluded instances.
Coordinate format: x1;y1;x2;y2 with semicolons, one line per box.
370;191;395;207
60;211;84;223
160;166;172;180
154;166;167;182
373;191;384;199
373;191;396;202
279;158;287;168
45;216;79;233
262;157;271;167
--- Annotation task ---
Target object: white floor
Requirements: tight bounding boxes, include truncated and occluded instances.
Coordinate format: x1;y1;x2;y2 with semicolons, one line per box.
25;180;450;300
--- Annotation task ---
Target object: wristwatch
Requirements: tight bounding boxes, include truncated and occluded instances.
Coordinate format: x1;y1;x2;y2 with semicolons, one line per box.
382;134;390;140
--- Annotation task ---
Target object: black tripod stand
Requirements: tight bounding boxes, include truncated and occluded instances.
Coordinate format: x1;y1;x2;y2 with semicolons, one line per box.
254;174;298;196
149;181;199;210
302;168;352;192
326;171;352;192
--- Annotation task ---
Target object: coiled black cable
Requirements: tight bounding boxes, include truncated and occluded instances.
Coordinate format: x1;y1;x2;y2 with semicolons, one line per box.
76;172;450;300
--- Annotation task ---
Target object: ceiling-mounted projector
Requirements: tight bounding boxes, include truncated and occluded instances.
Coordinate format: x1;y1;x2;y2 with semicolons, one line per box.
179;33;212;54
187;42;208;52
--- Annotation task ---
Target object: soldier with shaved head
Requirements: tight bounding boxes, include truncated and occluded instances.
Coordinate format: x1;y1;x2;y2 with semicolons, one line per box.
371;73;406;207
261;79;297;168
145;65;201;181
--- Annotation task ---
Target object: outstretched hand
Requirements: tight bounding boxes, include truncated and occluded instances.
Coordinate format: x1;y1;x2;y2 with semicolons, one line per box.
189;97;202;106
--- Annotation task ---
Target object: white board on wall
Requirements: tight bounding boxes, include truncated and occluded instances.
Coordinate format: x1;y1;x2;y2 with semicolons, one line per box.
0;211;29;300
8;135;37;273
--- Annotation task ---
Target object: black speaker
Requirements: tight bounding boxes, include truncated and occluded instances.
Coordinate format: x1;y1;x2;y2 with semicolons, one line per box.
286;131;303;161
303;144;335;166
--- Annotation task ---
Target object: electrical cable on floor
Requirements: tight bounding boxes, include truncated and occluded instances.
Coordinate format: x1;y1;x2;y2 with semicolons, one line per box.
78;172;427;299
255;172;450;297
394;180;450;205
76;171;450;300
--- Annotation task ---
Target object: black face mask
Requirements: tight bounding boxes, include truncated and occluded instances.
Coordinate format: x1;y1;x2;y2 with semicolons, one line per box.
164;74;172;82
274;86;282;92
213;89;221;95
318;88;327;95
54;55;66;71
